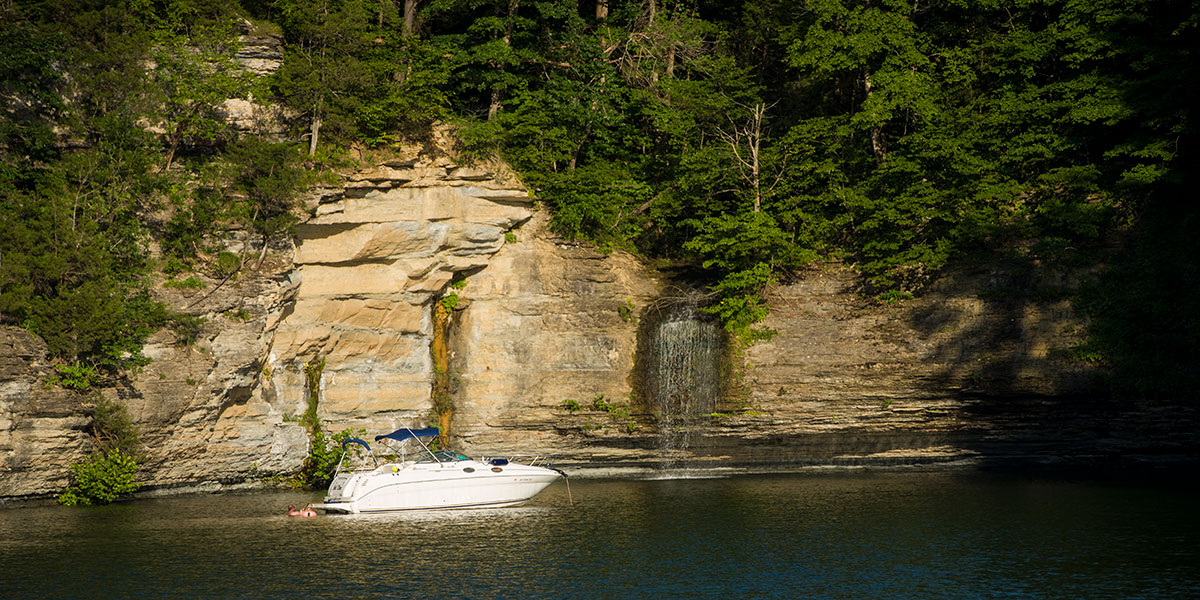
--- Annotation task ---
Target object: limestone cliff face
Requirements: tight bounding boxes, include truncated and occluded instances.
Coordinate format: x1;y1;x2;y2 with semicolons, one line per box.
727;267;1096;468
0;137;667;501
446;211;661;455
1;263;308;502
220;21;288;137
5;151;1187;502
268;152;538;434
683;267;1192;471
0;328;88;499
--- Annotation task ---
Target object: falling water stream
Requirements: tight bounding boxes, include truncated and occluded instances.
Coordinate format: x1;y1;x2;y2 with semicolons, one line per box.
640;293;724;467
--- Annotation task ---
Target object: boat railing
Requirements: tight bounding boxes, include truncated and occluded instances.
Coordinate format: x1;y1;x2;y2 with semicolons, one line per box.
479;454;557;468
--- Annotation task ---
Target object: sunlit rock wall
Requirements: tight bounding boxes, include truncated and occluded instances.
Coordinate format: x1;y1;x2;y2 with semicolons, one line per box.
0;145;548;500
267;154;536;435
445;211;662;455
711;266;1188;470
2;130;1187;502
0;328;88;501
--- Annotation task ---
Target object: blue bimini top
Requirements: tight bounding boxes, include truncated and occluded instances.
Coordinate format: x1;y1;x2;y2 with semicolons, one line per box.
374;427;440;444
341;437;371;452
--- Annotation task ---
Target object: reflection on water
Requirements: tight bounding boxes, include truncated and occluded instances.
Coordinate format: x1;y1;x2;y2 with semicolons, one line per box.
1;473;1197;599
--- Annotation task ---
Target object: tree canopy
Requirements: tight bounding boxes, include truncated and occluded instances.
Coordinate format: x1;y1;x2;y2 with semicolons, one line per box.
1;0;1196;396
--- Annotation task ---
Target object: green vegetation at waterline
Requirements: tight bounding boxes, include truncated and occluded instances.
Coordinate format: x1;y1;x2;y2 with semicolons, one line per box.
58;395;143;506
288;427;366;490
284;353;344;489
57;449;141;506
1;0;1196;398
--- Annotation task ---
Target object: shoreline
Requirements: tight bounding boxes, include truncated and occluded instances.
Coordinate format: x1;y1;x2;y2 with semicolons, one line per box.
4;454;1196;509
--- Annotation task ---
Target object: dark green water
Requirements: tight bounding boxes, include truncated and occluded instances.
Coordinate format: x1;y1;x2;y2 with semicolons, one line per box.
1;472;1196;599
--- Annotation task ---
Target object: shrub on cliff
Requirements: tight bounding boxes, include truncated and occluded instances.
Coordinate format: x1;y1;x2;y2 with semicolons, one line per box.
57;449;141;506
289;428;367;490
58;395;144;506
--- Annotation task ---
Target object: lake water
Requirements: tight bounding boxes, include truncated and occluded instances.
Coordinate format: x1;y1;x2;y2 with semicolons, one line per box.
1;472;1196;599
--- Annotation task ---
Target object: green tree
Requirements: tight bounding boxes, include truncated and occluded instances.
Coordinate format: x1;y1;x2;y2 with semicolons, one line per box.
290;427;367;489
354;33;451;143
149;25;250;170
160;138;309;271
423;0;539;120
0;119;168;374
0;22;67;183
224;137;310;264
273;0;373;154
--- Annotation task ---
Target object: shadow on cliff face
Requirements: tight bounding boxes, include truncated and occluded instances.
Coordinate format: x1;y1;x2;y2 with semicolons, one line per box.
902;252;1199;471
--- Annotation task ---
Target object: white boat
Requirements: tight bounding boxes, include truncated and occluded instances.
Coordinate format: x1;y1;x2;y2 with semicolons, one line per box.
312;427;563;513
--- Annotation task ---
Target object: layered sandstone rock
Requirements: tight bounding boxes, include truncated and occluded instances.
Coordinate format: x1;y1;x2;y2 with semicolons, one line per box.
0;146;559;500
690;266;1189;471
4;144;1186;502
235;25;284;77
128;252;306;491
445;211;662;455
0;328;89;501
267;154;537;435
218;21;288;136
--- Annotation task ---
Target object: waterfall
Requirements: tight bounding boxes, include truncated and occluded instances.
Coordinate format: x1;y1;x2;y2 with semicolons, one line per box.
640;294;724;468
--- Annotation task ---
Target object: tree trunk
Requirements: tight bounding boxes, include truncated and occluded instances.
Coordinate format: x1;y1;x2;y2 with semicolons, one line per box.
162;125;183;172
404;0;418;35
488;0;519;121
488;89;502;121
596;0;608;20
749;103;763;213
863;72;887;164
254;233;270;270
568;120;593;171
870;127;887;165
718;102;768;213
308;113;322;156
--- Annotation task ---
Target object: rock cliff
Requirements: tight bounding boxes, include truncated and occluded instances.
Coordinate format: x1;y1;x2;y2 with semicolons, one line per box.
447;211;661;455
0;138;665;501
674;267;1195;472
0;329;87;499
4;154;1192;503
270;150;538;433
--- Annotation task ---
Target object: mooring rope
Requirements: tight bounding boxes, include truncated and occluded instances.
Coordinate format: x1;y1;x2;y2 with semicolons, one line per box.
554;468;573;506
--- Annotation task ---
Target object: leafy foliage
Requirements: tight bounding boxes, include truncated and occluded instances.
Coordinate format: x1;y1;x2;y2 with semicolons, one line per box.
0;133;168;376
3;0;1197;400
161;137;309;270
224;137;310;240
87;394;143;458
58;395;143;506
289;427;367;489
1074;199;1200;398
300;354;326;429
57;449;142;506
148;24;250;170
51;363;104;391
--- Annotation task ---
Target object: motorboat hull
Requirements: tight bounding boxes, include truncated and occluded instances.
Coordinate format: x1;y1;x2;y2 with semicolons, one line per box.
314;460;560;513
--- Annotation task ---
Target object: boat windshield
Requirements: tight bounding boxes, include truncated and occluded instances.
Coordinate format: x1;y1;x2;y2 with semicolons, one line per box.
416;450;470;463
